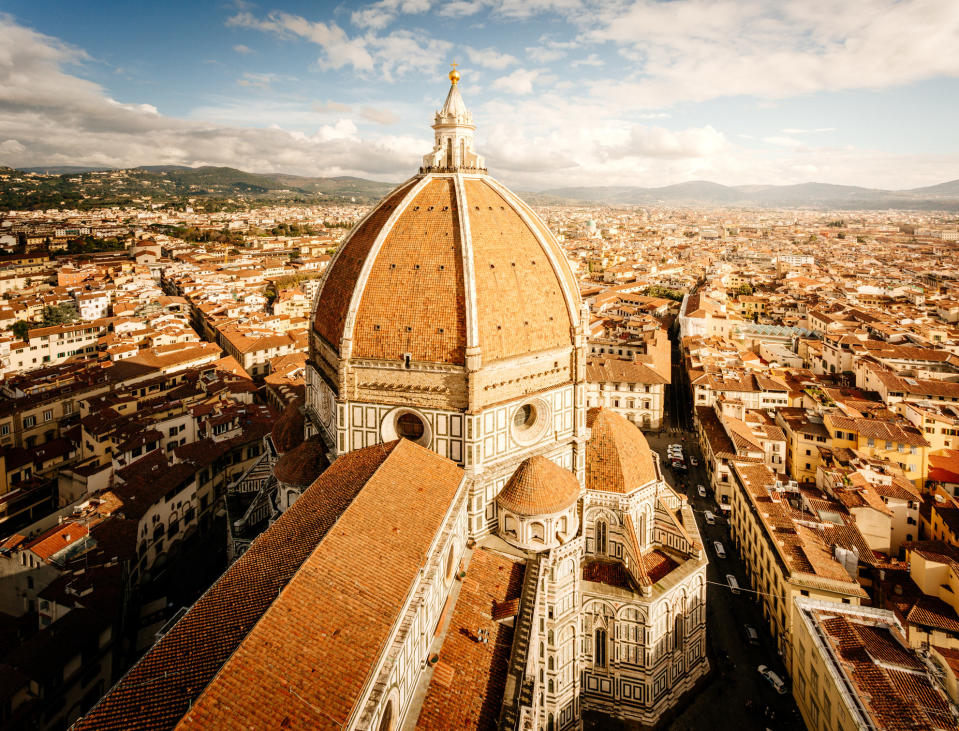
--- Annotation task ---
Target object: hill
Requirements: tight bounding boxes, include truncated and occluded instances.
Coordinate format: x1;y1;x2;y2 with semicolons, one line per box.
0;165;398;211
540;179;959;211
2;164;958;211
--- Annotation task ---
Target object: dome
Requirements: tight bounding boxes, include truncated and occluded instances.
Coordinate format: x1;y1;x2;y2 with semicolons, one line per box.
311;77;581;370
273;436;330;488
585;408;659;494
271;399;304;454
496;455;581;516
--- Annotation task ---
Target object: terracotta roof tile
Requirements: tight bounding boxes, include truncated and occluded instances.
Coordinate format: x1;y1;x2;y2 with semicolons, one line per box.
75;441;402;731
586;407;658;494
414;548;524;731
178;439;464;730
496;455;580;516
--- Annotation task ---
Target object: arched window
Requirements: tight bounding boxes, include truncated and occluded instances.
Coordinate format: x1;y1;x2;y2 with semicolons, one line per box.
595;628;607;667
459;138;465;166
445;543;455;582
596;520;607;555
548;655;554;670
446;138;453;168
674;614;685;649
639;513;647;548
504;514;517;537
378;700;394;731
531;522;545;543
557;515;567;536
548;714;555;731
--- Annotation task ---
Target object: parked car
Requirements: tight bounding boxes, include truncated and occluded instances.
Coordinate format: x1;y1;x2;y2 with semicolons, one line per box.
672;462;688;472
726;574;740;594
668;443;682;452
704;510;716;525
744;624;760;645
697;484;707;498
713;540;726;558
758;665;787;694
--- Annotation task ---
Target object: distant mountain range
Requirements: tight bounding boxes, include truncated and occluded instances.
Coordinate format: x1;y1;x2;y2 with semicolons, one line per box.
4;165;959;211
536;179;959;210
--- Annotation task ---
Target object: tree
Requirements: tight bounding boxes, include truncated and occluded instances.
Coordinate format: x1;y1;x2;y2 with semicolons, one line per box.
10;320;29;340
41;302;80;326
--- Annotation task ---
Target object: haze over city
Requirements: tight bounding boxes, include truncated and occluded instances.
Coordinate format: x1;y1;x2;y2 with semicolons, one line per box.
2;0;959;189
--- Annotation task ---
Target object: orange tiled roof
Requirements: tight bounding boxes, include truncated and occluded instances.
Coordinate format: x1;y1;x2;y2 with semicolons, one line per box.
178;439;464;730
585;407;658;494
312;174;579;366
74;440;405;731
496;455;580;516
414;548;525;730
272;435;330;487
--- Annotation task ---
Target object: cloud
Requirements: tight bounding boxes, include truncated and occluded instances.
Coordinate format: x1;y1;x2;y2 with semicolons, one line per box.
585;0;959;108
360;106;399;125
782;127;836;134
228;10;448;81
233;44;254;54
228;11;375;72
351;0;432;29
438;0;485;17
465;46;517;70
762;136;802;147
0;16;422;180
313;101;353;113
492;68;543;95
571;53;603;68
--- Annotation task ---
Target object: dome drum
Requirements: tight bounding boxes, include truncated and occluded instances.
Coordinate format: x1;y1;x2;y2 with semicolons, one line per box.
495;455;581;551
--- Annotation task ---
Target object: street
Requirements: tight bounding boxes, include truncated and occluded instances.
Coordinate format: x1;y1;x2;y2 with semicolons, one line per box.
643;430;804;730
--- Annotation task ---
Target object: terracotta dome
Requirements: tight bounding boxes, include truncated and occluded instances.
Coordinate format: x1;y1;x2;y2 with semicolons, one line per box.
496;455;581;516
271;400;304;454
585;408;658;494
273;436;330;488
311;78;580;369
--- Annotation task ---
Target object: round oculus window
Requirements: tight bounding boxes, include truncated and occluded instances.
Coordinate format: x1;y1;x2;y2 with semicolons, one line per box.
396;412;425;441
511;399;549;445
513;404;536;432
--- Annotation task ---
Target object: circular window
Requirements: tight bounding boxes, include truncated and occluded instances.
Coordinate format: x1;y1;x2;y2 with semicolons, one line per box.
397;413;425;441
514;404;536;431
381;407;432;448
510;398;550;445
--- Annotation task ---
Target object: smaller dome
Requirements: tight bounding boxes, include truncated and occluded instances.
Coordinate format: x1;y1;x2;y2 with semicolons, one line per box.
586;408;658;494
497;456;580;516
271;400;304;454
273;436;330;488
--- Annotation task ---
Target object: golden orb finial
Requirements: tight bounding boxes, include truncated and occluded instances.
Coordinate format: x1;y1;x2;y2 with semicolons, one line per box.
449;60;460;85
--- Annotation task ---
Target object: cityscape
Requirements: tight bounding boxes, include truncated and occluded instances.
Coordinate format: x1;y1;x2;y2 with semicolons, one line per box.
1;2;959;731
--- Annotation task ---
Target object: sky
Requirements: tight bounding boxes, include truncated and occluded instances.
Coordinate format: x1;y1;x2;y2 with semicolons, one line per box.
1;0;958;190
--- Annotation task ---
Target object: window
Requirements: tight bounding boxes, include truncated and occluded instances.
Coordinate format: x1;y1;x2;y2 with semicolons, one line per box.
396;412;425;441
43;409;53;422
596;521;607;555
531;522;545;543
445;543;456;582
514;404;536;431
23;416;36;428
0;424;8;436
594;628;607;667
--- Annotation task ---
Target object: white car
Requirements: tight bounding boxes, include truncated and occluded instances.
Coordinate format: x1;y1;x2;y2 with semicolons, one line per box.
758;665;787;694
668;443;682;452
697;484;707;498
713;540;726;558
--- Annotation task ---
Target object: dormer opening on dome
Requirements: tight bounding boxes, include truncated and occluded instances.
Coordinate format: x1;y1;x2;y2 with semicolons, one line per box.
421;65;486;174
